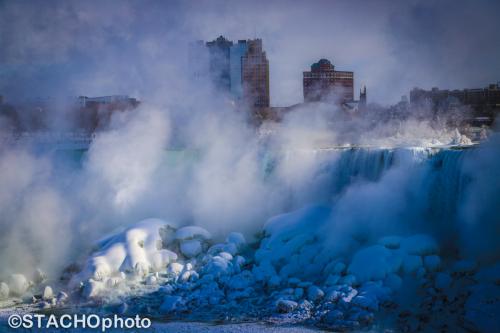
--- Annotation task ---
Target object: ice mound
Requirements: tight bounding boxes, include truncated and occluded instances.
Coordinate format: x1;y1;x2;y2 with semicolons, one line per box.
40;212;498;332
71;218;178;286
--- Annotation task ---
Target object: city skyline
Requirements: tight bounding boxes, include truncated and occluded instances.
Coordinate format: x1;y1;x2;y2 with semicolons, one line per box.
1;0;499;106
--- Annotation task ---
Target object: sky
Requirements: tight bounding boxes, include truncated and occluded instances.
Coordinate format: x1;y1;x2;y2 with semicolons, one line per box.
0;0;499;106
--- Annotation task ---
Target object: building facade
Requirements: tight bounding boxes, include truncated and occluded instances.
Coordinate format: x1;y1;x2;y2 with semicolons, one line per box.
410;83;500;118
303;59;354;103
206;36;234;92
229;40;248;99
241;39;270;108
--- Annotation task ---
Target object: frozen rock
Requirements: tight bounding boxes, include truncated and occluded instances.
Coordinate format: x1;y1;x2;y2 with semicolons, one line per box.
332;262;346;274
435;272;452;290
325;274;341;286
402;255;423;274
423;255;441;272
159;295;184;313
82;279;103;298
465;283;500;333
294;288;304;299
475;263;500;284
452;260;477;274
8;274;29;296
71;219;177;286
208;243;238;256
307;285;324;302
219;252;233;261
352;295;378;311
325;289;341;302
33;269;47;284
226;232;246;249
384;273;402;291
400;234;438;256
175;226;211;241
348;245;402;283
323;309;344;322
378;236;402;249
0;282;9;299
167;262;184;276
341;287;358;303
276;299;298;313
180;239;202;258
42;286;53;300
255;205;331;266
339;274;357;286
228;270;254;290
145;275;157;285
268;275;282;288
56;291;68;304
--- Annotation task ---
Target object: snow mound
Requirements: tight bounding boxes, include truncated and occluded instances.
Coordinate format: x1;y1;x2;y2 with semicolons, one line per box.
71;218;178;286
347;245;402;283
175;226;212;241
400;234;438;256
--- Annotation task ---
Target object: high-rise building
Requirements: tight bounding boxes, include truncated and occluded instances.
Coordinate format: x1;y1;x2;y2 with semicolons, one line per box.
241;39;270;108
206;36;233;92
359;86;367;110
229;40;248;99
303;59;354;103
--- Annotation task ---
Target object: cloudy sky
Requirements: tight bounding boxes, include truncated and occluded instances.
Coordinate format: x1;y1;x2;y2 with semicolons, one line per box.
0;0;499;105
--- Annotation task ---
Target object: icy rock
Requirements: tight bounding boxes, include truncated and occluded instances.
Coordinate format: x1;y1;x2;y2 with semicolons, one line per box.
276;299;298;313
203;255;233;277
179;270;198;283
339;274;357;286
82;279;103;298
72;219;177;285
332;262;346;274
341;287;358;303
325;289;341;302
435;273;452;290
352;295;378;311
0;282;9;299
208;243;238;256
402;255;423;274
219;252;233;261
228;270;254;290
423;255;441;272
34;269;47;284
233;255;245;270
348;245;402;283
307;285;324;302
56;291;68;304
475;263;500;284
180;239;202;258
226;232;246;249
175;226;211;241
325;274;340;286
252;260;277;282
288;277;301;286
294;288;304;299
268;275;282;288
452;260;477;274
42;286;53;300
159;295;184;313
384;273;402;291
8;274;29;296
465;283;500;333
145;275;157;285
167;262;184;276
378;236;402;249
400;234;438;256
256;205;331;266
323;309;344;322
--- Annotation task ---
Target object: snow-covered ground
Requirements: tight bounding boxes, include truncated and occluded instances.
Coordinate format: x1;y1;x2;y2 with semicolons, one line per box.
1;210;498;332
